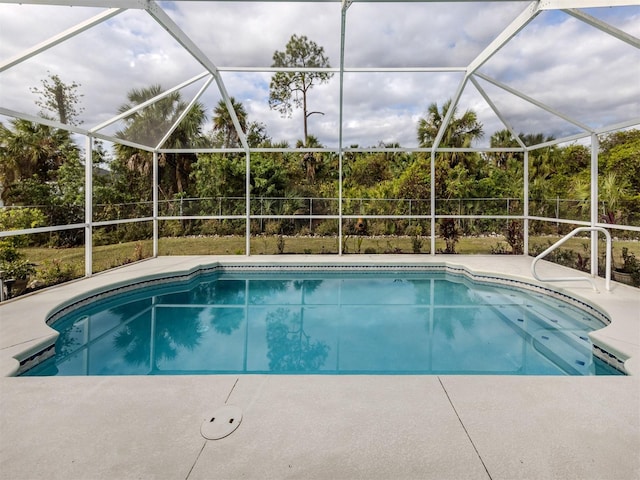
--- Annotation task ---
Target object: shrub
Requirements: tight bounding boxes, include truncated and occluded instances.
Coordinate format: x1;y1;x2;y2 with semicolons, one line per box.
276;235;285;254
0;241;36;280
314;220;338;236
618;247;640;286
490;242;510;254
505;220;524;255
35;259;78;287
438;218;459;254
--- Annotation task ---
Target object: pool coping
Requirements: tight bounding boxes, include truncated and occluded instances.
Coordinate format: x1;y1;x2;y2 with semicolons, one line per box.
1;254;639;377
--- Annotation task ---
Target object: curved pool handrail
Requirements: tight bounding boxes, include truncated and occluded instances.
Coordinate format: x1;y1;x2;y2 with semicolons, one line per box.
531;226;611;292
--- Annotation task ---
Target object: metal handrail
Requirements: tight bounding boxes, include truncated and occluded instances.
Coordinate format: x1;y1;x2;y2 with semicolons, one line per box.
531;227;611;292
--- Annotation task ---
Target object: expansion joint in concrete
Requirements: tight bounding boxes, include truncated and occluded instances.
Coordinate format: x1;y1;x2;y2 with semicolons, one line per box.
438;377;493;480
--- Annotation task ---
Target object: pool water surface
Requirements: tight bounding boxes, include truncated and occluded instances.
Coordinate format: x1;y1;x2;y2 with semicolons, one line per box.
23;270;622;376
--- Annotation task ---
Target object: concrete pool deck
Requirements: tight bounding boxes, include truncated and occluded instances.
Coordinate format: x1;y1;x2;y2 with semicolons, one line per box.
1;255;639;479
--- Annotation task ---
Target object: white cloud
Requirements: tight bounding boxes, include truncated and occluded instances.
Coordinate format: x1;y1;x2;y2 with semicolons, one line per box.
0;2;638;149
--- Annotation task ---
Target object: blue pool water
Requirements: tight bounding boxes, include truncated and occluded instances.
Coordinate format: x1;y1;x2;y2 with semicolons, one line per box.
23;270;622;376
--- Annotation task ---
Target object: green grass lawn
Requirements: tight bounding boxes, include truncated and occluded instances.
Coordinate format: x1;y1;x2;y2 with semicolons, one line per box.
19;234;639;277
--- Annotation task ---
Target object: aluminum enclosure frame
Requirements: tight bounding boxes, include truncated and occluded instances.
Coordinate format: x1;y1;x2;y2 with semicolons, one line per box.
0;0;639;282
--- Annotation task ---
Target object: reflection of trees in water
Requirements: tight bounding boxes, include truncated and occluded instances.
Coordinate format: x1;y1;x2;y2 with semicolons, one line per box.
56;323;85;356
191;279;245;304
406;279;431;305
433;280;477;340
249;279;291;304
210;308;243;334
435;311;477;341
113;311;203;368
154;278;246;306
266;307;329;372
293;279;323;295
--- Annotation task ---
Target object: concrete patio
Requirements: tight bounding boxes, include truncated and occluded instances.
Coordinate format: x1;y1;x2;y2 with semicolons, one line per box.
1;375;638;479
1;255;639;479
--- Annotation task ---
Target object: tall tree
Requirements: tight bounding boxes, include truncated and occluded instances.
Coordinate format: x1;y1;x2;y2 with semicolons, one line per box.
489;129;520;169
295;134;323;184
114;85;206;196
417;99;484;166
416;100;484;199
212;97;247;148
600;129;640;193
0;119;77;203
30;72;84;126
269;34;333;146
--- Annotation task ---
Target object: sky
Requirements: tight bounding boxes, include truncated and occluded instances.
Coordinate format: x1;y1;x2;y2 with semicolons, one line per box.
0;1;639;149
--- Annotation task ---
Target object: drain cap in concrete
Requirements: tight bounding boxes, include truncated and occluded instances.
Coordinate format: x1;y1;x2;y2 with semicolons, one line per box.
201;405;242;440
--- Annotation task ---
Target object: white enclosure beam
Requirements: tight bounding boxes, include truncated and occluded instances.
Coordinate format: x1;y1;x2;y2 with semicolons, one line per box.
216;66;467;73
0;0;145;6
474;72;593;132
527;131;592;150
89;72;211;133
91;132;156;152
564;8;640;49
466;1;541;75
595;119;640;135
145;1;250;152
2;0;637;7
469;75;527;150
539;0;640;8
431;76;468;151
0;107;88;134
0;8;124;73
154;75;214;150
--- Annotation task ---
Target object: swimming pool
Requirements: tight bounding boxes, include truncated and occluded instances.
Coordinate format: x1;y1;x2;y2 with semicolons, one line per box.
23;267;623;376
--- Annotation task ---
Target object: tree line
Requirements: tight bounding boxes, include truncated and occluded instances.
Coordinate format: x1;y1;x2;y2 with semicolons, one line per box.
1;35;639;250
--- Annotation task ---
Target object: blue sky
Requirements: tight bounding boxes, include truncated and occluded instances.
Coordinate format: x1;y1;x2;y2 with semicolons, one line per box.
0;1;638;148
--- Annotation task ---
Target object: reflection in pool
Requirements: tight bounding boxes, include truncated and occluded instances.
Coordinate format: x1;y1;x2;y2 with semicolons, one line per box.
23;270;622;376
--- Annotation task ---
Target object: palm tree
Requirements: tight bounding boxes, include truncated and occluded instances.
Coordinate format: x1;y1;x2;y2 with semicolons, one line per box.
416;100;484;201
296;134;323;184
212;97;247;148
417;99;483;167
115;85;206;196
0;119;77;204
489;129;520;169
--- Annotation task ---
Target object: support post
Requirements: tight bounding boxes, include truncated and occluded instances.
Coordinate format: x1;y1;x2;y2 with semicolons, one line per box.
246;151;251;256
337;3;348;256
523;150;529;255
430;150;436;255
590;133;599;277
153;151;159;257
84;135;93;277
339;153;343;256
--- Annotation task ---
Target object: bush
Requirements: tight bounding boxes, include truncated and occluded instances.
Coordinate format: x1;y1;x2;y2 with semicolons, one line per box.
406;225;424;253
0;258;36;281
35;259;79;287
0;208;46;247
438;218;459;254
490;242;510;254
276;235;285;254
0;241;36;280
505;220;524;254
618;247;640;286
314;220;338;236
